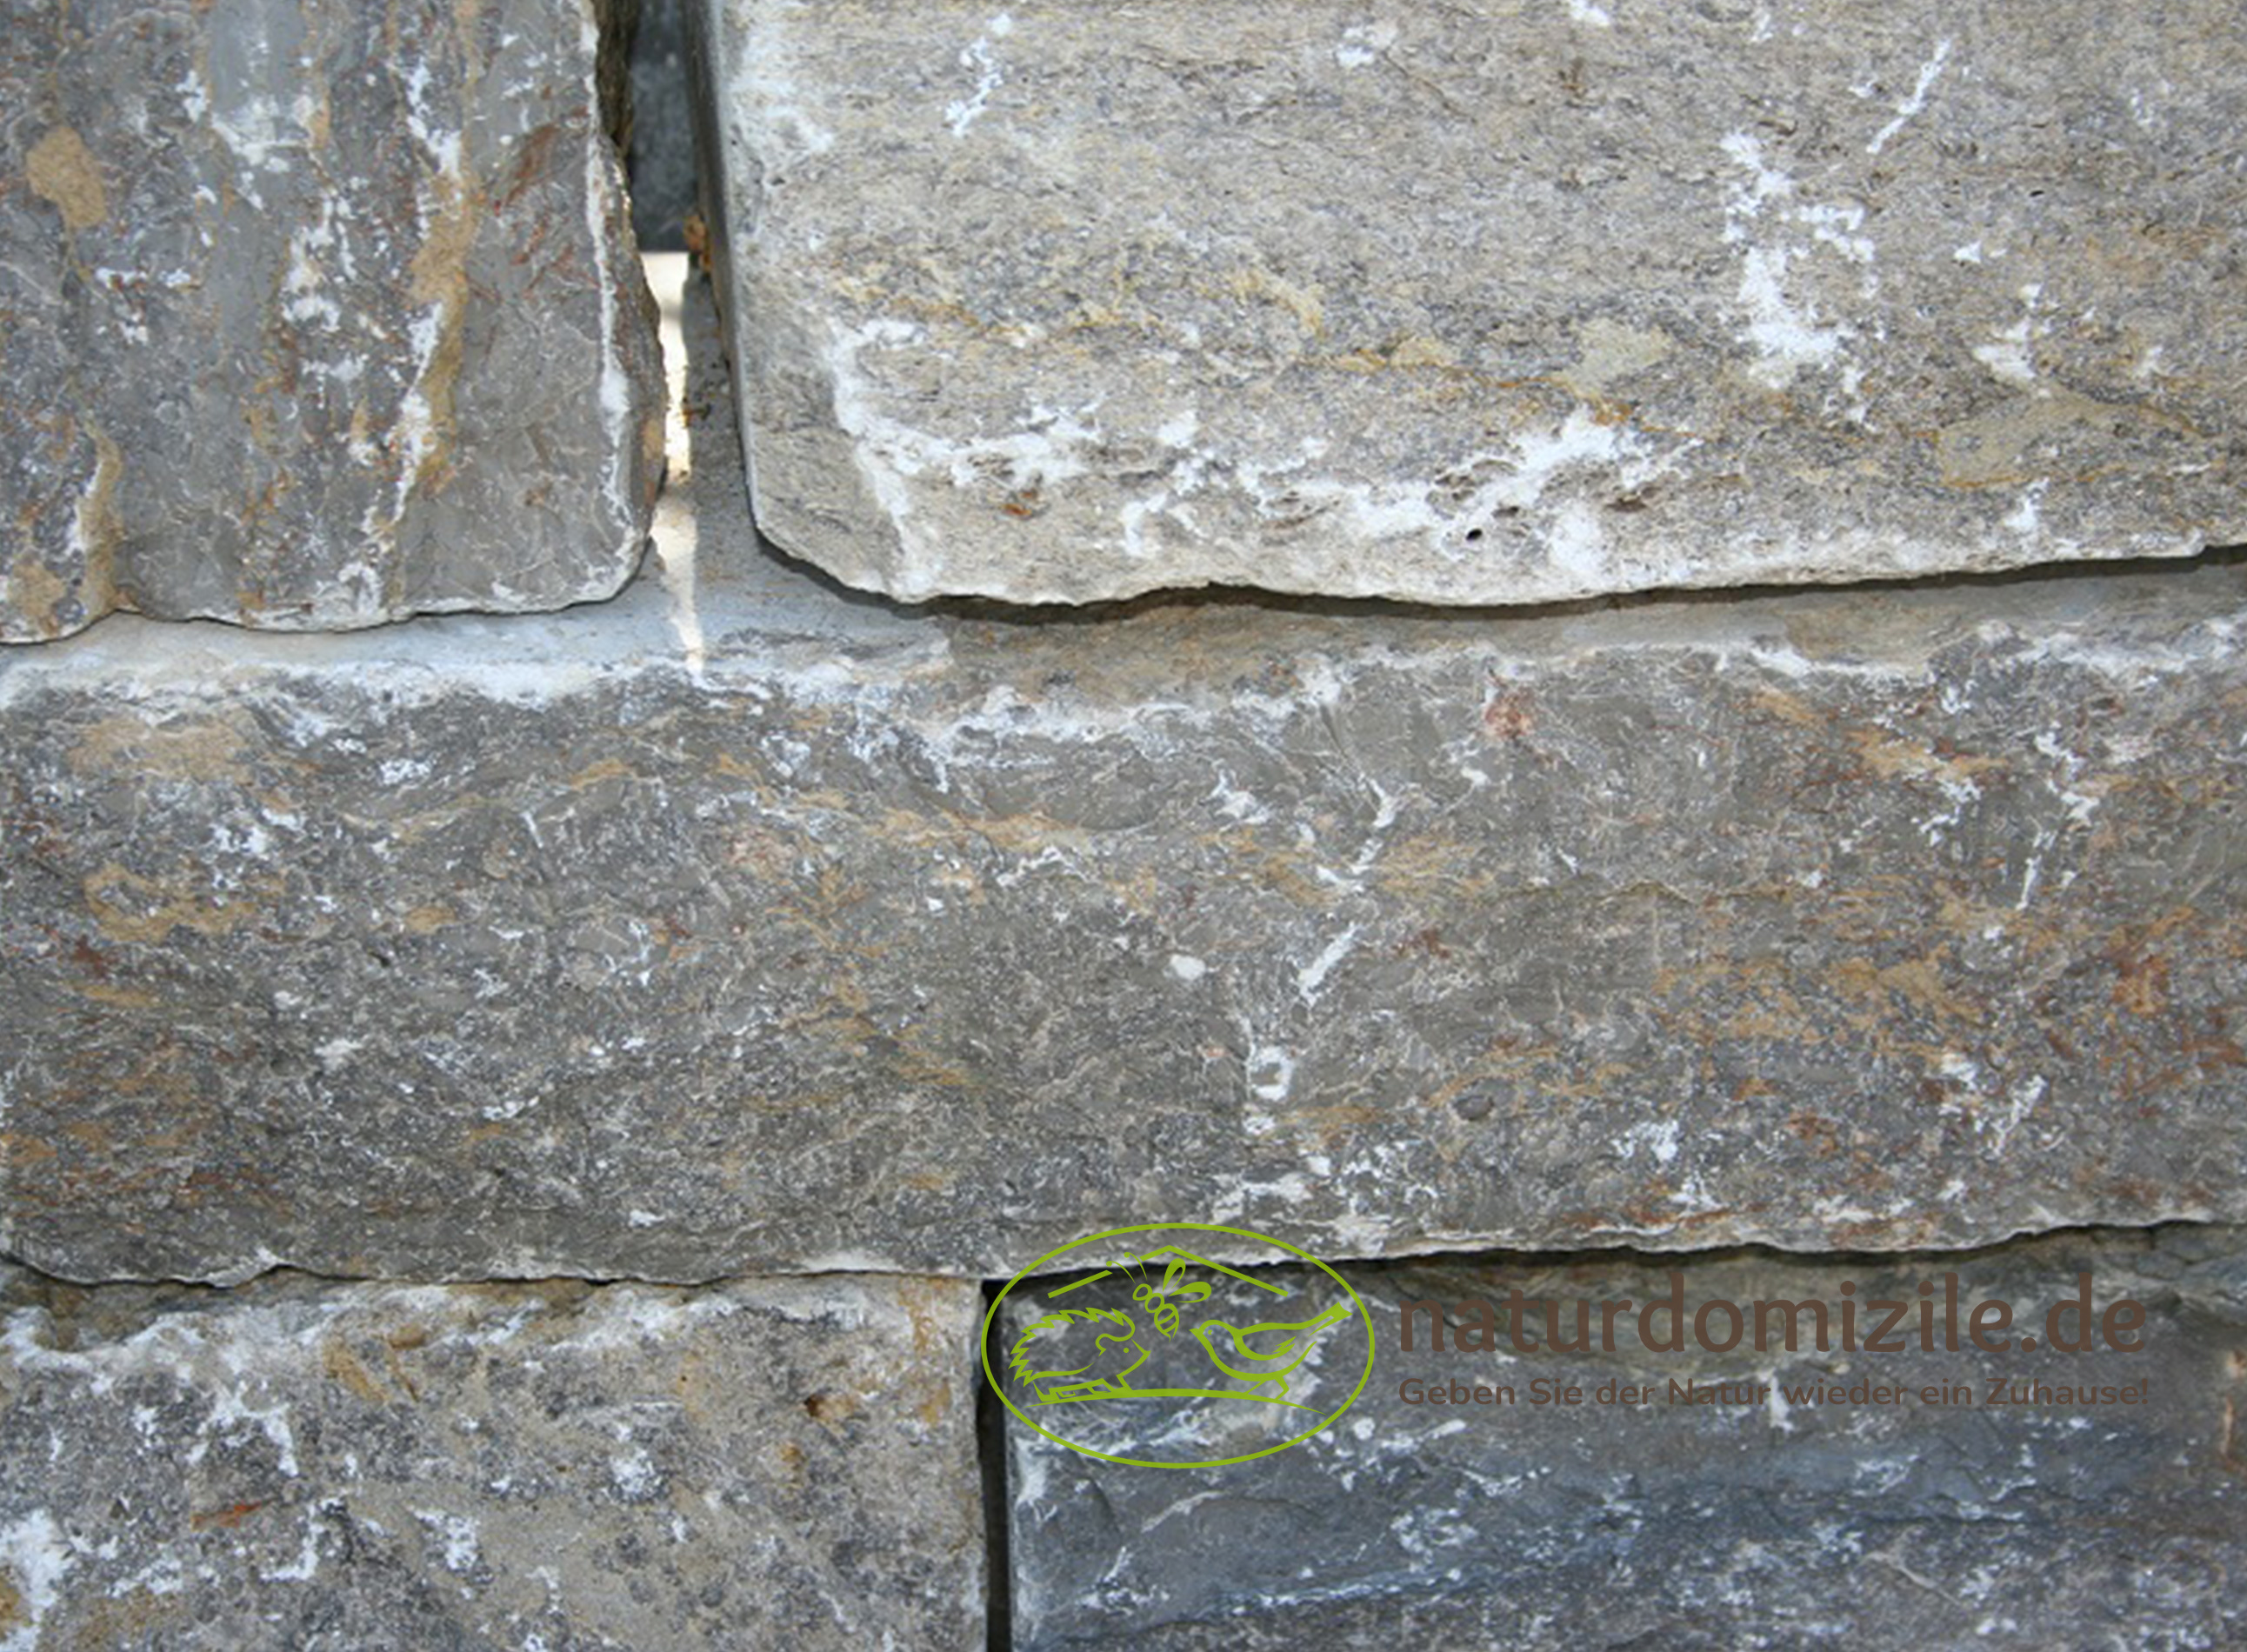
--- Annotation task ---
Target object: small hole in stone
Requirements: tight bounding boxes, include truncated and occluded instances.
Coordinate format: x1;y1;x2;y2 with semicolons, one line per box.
1451;1089;1499;1122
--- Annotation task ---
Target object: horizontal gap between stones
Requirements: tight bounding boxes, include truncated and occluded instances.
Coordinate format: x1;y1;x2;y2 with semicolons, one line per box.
3;1216;2233;1299
750;530;2247;631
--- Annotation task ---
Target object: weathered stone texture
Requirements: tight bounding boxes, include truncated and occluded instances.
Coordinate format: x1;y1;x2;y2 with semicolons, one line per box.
1006;1226;2247;1649
0;1268;983;1648
693;0;2242;606
0;0;664;643
0;270;2243;1286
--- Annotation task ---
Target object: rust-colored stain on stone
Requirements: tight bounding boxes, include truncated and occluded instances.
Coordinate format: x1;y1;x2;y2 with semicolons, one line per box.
25;123;107;230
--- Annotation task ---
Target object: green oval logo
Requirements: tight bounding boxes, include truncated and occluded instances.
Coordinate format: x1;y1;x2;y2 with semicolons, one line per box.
982;1222;1377;1469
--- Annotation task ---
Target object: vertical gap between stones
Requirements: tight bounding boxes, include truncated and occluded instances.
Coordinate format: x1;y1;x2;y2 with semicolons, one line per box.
977;1277;1016;1652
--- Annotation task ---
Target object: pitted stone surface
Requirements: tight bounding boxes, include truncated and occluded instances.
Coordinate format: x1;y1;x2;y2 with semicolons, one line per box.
1004;1226;2247;1649
0;0;663;643
0;270;2243;1285
0;1268;983;1649
690;0;2241;606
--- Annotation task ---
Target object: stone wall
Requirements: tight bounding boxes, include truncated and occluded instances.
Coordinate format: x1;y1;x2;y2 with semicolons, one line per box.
3;4;2244;1645
9;266;2244;1287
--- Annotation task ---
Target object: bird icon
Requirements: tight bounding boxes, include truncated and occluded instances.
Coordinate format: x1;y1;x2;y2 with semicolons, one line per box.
1192;1302;1354;1402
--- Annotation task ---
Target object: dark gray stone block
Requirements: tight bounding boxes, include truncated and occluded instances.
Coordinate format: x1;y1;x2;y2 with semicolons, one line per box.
0;267;2242;1286
0;1268;983;1648
627;0;697;250
0;0;664;643
690;0;2241;606
1003;1226;2247;1649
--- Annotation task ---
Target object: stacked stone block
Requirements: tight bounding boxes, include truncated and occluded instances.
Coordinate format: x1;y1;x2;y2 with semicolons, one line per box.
0;0;664;642
688;0;2242;605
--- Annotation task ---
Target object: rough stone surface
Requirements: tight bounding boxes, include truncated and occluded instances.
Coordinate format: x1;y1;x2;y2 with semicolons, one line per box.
0;1267;983;1648
0;0;664;643
2;268;2244;1286
1004;1225;2247;1649
691;0;2242;607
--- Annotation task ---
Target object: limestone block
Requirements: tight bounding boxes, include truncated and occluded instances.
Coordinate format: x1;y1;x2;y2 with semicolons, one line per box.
0;271;2243;1285
1004;1227;2247;1649
0;0;665;643
690;0;2242;605
0;1269;983;1648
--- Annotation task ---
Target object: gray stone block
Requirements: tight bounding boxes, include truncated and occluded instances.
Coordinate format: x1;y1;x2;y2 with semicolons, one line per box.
0;267;2243;1286
0;0;665;643
0;1268;983;1648
690;0;2242;606
1003;1226;2247;1649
